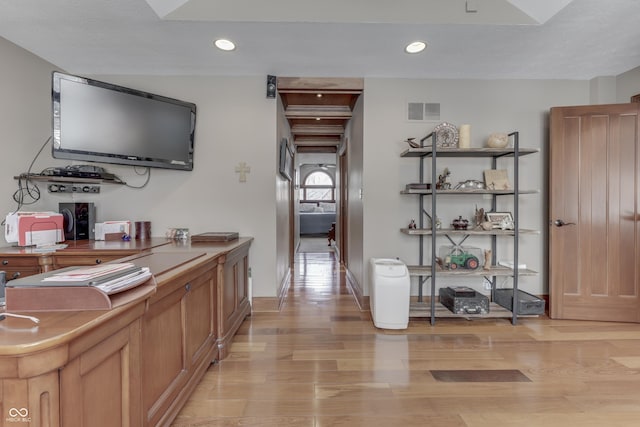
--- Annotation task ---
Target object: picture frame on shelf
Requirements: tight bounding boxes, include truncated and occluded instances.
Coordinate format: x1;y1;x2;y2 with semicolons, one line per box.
486;211;514;229
279;137;293;181
483;169;511;190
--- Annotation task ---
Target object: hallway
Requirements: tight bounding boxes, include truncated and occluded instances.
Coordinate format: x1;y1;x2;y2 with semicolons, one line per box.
171;252;640;427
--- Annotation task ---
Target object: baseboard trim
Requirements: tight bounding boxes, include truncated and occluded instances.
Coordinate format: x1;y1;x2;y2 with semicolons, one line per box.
277;267;292;311
344;266;369;311
252;267;292;313
250;297;281;312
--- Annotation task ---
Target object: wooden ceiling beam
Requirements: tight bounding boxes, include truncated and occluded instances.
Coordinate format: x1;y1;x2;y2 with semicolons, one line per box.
295;134;341;142
289;119;347;129
278;78;362;148
295;139;340;146
276;77;363;92
285;105;352;119
292;124;344;135
296;145;338;154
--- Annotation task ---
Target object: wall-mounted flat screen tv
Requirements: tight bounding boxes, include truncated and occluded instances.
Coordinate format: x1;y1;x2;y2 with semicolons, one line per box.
52;71;196;171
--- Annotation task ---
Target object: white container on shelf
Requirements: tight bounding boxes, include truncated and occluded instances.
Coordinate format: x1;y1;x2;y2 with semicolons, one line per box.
369;258;410;329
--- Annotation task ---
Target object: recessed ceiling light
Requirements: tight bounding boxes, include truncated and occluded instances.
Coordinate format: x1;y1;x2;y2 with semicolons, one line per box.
316;93;323;98
405;41;427;54
316;118;321;121
214;39;236;51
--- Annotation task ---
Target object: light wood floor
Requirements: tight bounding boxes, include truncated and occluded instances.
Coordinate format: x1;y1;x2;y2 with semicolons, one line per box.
298;236;334;253
171;252;640;426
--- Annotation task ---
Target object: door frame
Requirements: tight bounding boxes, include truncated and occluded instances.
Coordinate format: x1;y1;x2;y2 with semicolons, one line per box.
339;138;349;265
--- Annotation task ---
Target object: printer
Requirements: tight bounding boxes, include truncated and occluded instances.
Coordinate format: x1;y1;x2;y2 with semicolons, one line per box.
4;211;65;246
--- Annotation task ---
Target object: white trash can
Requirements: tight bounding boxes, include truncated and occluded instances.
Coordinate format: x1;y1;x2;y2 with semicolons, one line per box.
369;258;410;329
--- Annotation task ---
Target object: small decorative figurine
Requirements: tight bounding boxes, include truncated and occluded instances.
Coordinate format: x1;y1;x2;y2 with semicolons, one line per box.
404;137;420;148
486;132;509;148
436;167;451;190
499;217;515;230
474;206;485;229
408;219;417;229
452;216;469;230
484;249;492;270
481;221;493;231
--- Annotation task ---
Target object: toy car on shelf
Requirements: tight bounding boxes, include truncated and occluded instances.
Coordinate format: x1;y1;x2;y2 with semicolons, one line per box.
448;252;480;269
439;245;482;270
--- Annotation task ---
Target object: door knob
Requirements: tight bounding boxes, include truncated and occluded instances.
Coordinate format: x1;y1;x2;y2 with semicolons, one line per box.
553;219;576;227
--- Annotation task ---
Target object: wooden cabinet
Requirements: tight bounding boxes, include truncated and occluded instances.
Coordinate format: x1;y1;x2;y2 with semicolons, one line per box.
1;371;60;427
52;252;137;270
0;238;251;427
0;289;149;427
60;320;143;427
217;242;251;359
141;260;217;426
150;238;252;361
0;238;169;279
0;255;41;281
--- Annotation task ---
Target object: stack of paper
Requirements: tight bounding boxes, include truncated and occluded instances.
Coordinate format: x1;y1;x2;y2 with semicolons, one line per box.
498;260;527;270
93;268;151;294
43;262;152;294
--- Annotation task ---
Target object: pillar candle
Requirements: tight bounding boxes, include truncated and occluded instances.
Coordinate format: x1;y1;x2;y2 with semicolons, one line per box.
459;124;471;149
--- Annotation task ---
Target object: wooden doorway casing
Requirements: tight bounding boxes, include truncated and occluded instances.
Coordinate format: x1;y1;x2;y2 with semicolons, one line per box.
549;103;640;322
339;139;349;265
277;77;362;267
289;147;296;266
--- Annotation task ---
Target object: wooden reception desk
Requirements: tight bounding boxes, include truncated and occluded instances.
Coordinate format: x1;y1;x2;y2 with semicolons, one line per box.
0;237;252;427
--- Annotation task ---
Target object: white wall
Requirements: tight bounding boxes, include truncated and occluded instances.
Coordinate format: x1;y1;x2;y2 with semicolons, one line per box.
0;41;280;298
85;75;278;298
4;35;637;301
362;78;590;297
590;76;617;104
0;37;66;213
616;66;640;103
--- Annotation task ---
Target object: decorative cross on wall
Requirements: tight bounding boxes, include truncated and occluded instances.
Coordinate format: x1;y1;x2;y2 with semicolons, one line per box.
235;162;251;183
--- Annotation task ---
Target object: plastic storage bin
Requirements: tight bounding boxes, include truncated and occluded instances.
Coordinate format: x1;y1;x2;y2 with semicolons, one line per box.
369;258;410;329
494;288;545;315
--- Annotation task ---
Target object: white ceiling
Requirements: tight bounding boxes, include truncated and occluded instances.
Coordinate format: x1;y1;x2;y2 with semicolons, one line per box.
0;0;639;79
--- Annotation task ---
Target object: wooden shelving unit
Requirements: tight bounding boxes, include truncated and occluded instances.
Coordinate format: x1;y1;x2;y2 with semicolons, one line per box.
400;131;539;325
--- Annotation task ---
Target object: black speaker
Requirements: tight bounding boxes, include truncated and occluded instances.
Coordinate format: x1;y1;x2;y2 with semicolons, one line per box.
59;202;96;240
266;75;277;98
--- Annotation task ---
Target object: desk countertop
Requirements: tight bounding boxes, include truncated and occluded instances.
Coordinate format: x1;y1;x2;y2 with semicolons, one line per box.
0;237;171;256
0;237;253;356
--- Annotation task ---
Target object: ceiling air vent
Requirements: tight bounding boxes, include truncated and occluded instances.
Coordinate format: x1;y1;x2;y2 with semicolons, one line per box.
407;102;440;121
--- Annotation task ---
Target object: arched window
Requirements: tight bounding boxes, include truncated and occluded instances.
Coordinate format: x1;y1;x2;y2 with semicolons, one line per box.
300;170;334;201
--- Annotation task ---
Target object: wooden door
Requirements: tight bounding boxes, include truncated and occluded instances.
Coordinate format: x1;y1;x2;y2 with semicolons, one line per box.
550;103;640;321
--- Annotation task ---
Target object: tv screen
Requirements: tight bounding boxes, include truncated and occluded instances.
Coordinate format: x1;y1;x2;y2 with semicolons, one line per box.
52;72;196;171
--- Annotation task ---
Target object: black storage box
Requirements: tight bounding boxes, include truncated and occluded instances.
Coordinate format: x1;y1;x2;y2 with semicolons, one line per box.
439;286;489;315
494;288;545;315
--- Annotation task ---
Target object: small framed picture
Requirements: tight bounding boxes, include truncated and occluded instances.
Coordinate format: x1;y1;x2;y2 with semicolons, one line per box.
279;137;293;181
483;169;511;190
486;212;514;229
